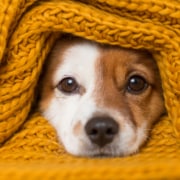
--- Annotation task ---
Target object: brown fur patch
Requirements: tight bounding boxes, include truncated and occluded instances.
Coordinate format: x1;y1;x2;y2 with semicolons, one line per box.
73;121;82;136
94;45;165;127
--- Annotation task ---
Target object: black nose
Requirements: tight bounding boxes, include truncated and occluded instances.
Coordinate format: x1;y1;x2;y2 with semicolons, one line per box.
85;116;119;147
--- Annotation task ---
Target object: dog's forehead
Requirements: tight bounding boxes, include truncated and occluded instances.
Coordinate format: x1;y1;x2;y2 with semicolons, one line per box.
98;47;153;70
51;39;156;88
97;47;158;86
53;41;100;86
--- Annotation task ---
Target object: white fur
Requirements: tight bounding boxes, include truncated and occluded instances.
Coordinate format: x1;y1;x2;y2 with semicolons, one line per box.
42;42;148;156
43;42;101;155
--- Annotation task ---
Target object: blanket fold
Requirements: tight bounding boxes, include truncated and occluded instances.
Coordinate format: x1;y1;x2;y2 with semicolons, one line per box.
0;0;179;179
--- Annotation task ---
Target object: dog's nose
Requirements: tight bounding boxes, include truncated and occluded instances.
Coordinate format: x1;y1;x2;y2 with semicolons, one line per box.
85;116;119;147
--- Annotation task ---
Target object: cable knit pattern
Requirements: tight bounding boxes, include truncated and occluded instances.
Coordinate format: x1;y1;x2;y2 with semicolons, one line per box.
0;0;179;179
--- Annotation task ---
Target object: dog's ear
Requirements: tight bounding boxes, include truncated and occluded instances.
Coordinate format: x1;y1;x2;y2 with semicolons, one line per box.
32;38;58;111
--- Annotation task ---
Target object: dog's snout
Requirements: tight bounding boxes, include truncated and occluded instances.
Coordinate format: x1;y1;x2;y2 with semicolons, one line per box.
85;116;119;147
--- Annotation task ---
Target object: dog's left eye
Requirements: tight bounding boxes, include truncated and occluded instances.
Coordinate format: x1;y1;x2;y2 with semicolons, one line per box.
57;77;79;94
126;75;148;94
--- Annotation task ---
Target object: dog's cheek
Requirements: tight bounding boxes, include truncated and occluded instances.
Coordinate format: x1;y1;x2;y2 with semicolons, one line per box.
132;90;164;128
116;120;148;156
47;96;87;155
42;94;80;136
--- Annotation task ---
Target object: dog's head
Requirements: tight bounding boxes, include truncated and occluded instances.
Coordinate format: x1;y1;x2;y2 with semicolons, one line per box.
39;37;165;157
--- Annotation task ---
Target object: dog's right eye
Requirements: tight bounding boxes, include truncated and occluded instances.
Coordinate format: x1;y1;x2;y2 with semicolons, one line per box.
57;77;79;94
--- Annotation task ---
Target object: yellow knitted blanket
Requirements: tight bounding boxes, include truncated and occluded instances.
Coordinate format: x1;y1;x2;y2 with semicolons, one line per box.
0;0;180;179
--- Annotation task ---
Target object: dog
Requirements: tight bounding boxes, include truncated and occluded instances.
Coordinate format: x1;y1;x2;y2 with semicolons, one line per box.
38;36;165;157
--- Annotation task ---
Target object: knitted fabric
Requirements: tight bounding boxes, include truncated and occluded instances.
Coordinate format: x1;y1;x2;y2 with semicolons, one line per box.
0;0;180;179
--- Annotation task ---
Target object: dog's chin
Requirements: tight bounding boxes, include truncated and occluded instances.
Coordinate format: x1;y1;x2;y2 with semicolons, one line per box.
75;148;130;158
83;148;138;158
91;153;114;158
83;147;117;158
66;144;138;158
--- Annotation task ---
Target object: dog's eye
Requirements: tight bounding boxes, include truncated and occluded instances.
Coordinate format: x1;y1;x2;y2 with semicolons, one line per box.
57;77;79;94
127;75;148;94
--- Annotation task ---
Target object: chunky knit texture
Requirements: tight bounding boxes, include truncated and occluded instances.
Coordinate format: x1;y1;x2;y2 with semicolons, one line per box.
0;0;180;179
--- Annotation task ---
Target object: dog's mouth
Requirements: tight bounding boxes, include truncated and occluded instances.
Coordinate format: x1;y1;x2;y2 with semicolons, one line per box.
93;154;109;158
83;145;120;158
92;152;114;158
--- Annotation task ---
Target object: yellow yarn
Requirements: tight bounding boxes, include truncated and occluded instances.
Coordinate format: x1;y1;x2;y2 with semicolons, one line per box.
0;0;179;179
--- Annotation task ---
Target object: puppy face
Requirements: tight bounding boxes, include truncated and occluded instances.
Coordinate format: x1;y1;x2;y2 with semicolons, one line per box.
39;37;165;157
